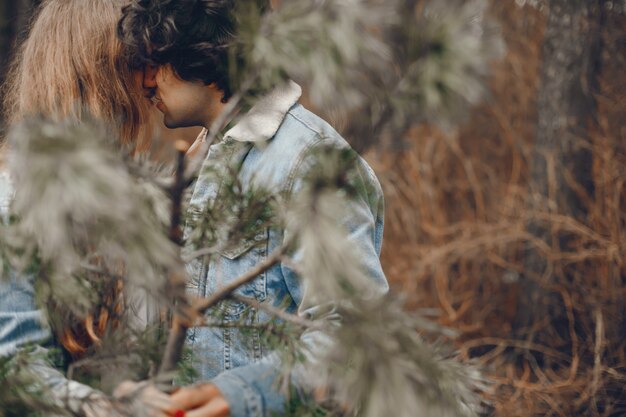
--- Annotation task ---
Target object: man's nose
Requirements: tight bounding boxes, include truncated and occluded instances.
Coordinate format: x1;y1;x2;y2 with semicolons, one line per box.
143;65;158;89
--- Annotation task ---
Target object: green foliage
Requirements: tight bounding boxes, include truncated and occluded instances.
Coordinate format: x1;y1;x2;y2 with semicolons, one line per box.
299;146;361;198
257;319;310;396
313;296;486;417
0;348;68;417
393;0;505;128
227;0;505;150
184;155;277;261
7;115;181;316
67;324;170;392
342;0;505;150
0;224;8;282
281;148;486;416
281;388;338;417
231;0;396;113
292;190;373;300
172;345;200;387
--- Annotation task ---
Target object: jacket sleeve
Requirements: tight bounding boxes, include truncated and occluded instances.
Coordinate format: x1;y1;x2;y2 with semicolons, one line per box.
0;275;52;357
0;274;104;413
211;146;388;417
1;172;100;414
0;172;53;357
1;171;51;356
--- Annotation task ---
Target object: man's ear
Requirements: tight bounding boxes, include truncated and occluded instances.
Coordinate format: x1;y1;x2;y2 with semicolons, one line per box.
206;82;228;104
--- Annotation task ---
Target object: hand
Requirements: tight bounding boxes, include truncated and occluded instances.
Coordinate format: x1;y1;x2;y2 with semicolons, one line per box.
167;383;230;417
112;380;173;417
81;395;123;417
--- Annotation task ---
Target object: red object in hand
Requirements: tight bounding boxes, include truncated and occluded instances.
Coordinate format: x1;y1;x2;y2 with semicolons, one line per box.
174;410;186;417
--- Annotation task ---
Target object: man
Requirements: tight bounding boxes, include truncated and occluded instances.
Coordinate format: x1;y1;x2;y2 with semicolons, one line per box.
118;1;388;416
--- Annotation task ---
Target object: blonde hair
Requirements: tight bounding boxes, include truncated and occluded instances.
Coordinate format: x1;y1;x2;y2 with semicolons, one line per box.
2;0;151;356
3;0;150;146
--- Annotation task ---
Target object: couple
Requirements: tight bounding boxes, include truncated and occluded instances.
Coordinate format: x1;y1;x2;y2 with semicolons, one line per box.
0;1;387;417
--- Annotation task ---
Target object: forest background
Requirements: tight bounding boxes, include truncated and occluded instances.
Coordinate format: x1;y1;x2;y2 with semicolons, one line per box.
1;0;625;416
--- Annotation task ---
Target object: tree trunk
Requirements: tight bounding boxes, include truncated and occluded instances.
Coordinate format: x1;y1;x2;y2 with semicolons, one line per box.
518;0;605;341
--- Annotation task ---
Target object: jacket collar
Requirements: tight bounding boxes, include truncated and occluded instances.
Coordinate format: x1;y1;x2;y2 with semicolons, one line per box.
186;80;301;162
223;80;302;143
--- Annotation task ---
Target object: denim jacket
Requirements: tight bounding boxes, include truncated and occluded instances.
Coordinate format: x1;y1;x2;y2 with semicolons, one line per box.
0;173;51;356
0;171;110;413
185;81;388;417
0;81;387;417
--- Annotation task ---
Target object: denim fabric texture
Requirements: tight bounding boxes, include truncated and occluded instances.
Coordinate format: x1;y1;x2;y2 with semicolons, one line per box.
185;82;388;417
0;172;52;358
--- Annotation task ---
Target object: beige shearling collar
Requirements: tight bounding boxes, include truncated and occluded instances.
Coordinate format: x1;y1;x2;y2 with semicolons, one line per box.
223;80;302;143
186;80;302;162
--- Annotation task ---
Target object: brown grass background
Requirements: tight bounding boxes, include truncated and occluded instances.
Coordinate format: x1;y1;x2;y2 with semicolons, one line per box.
366;2;626;416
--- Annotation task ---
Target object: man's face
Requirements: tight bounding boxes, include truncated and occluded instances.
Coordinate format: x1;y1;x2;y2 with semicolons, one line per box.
142;64;223;129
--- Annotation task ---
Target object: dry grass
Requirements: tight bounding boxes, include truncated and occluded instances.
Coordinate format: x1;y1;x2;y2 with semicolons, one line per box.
371;2;626;416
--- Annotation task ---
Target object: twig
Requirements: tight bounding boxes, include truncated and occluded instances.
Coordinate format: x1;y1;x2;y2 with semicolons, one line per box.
590;307;604;400
158;315;188;377
194;244;287;315
79;262;125;282
182;244;221;262
279;254;305;276
460;337;571;362
158;143;190;377
231;294;320;330
169;141;188;245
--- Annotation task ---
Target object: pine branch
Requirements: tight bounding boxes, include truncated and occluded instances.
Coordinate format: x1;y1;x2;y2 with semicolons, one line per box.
157;317;188;379
199;245;286;314
158;243;288;376
181;244;220;262
79;263;126;282
231;294;320;330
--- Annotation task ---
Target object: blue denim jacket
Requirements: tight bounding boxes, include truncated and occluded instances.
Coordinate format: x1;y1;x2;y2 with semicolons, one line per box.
185;81;388;416
0;81;387;417
0;172;50;357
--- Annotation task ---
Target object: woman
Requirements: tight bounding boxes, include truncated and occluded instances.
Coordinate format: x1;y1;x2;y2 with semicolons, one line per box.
0;0;165;415
3;0;151;146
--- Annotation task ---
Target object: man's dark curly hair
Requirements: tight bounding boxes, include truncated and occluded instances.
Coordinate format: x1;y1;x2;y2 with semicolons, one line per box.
118;0;239;101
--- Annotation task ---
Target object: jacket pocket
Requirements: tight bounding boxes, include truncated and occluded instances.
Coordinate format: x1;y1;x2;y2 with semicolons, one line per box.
221;233;263;260
207;228;268;317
